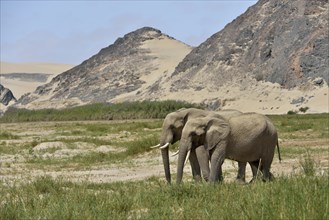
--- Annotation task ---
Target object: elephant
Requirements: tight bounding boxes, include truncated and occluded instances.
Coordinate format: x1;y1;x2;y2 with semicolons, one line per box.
151;107;251;184
176;113;280;184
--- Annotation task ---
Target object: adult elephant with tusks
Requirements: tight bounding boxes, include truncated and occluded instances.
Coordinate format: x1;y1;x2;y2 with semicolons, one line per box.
151;108;243;184
176;113;281;184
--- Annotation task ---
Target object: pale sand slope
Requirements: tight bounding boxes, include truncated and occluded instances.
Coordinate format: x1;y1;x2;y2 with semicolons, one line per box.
0;62;74;74
0;62;74;99
0;62;74;112
112;35;192;102
155;75;329;114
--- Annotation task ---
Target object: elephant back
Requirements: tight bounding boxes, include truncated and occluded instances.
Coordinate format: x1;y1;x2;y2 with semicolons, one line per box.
226;113;272;161
215;109;243;120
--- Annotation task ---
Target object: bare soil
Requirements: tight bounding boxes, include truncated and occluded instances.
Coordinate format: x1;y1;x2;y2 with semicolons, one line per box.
0;121;328;185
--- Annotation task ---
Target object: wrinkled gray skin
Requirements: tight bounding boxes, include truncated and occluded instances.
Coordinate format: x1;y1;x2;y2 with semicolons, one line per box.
176;113;279;184
157;108;247;184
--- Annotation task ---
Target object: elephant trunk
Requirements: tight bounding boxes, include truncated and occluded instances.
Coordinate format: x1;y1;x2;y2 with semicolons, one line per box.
176;145;189;184
160;146;171;184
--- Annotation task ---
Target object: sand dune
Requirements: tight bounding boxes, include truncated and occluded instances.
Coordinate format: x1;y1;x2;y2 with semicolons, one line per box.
1;61;74;74
0;62;74;100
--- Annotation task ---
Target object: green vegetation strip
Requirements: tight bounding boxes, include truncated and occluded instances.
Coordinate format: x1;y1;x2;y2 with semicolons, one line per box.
0;101;199;122
1;175;328;220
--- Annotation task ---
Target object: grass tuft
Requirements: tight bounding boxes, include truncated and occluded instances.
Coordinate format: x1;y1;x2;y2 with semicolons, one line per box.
299;151;316;176
0;131;19;140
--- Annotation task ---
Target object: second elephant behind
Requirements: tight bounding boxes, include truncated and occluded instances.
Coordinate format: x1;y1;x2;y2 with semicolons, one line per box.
176;113;280;183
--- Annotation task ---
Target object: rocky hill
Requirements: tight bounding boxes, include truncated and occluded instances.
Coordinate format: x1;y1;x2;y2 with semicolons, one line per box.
166;0;328;92
16;27;192;109
0;62;74;100
13;0;328;114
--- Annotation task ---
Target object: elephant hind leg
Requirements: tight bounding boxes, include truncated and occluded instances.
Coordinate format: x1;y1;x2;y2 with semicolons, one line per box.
236;161;247;183
250;160;261;176
262;167;275;182
249;160;264;183
248;160;273;182
261;167;271;182
260;160;274;182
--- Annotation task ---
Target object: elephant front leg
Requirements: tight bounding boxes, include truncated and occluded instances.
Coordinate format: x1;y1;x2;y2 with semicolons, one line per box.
189;150;202;182
195;145;210;182
209;142;226;182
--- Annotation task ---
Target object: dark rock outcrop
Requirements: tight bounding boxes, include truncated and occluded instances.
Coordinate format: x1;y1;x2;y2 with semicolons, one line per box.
0;84;17;106
170;0;328;91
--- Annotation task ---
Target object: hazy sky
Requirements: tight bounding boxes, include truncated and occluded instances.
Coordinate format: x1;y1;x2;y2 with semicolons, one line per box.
1;0;257;65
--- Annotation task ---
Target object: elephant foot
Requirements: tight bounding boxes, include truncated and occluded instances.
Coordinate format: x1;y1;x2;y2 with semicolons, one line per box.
235;178;246;184
249;176;262;184
262;173;275;182
249;178;260;184
193;175;202;182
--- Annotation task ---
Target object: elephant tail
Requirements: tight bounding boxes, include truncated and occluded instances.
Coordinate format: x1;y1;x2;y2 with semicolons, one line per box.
277;140;282;162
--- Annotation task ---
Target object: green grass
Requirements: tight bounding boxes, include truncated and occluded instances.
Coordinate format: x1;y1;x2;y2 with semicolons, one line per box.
280;146;328;158
0;100;199;122
0;131;19;140
1;175;328;220
0;113;328;219
268;113;328;132
0;141;37;155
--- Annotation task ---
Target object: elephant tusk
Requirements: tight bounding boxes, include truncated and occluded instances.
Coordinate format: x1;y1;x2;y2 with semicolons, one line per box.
150;144;161;149
184;150;191;166
160;143;170;149
171;150;179;157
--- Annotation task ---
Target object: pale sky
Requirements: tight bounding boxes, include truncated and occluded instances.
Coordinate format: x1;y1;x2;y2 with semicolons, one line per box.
1;0;257;65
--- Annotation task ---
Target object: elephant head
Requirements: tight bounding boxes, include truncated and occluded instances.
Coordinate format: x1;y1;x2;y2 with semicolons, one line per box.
176;116;230;184
152;108;219;183
156;110;186;184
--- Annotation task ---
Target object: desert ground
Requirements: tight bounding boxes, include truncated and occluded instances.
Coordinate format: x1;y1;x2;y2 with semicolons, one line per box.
1;117;328;185
0;62;74;98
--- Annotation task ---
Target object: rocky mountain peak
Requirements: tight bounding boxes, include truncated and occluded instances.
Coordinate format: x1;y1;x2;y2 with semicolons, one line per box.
96;27;164;58
169;0;328;91
15;27;192;109
115;27;163;42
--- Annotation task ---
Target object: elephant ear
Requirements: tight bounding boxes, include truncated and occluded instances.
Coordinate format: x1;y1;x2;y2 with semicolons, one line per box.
173;118;184;129
205;119;230;151
195;126;205;136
